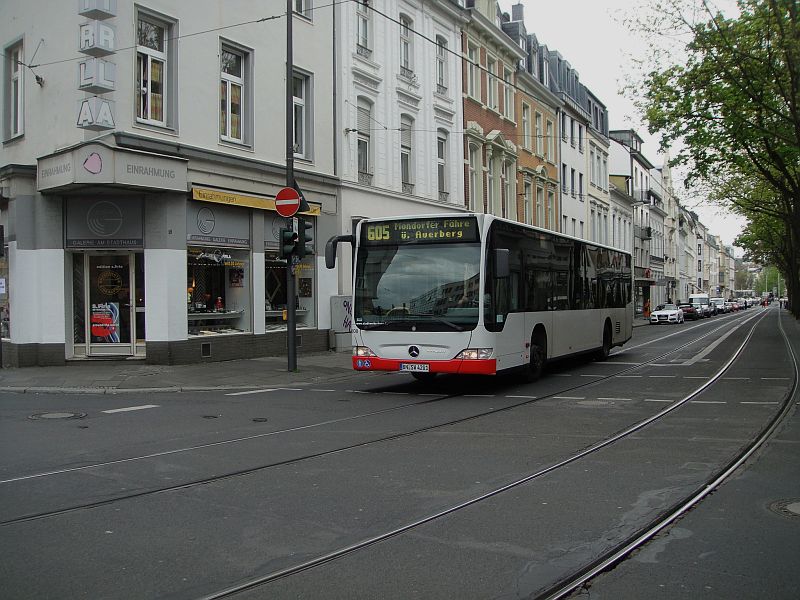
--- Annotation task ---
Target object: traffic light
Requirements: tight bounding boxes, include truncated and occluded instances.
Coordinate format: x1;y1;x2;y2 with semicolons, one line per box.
279;227;298;259
297;217;313;258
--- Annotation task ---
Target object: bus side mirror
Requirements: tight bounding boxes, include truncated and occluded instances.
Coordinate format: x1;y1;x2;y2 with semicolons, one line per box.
493;248;510;278
325;234;355;269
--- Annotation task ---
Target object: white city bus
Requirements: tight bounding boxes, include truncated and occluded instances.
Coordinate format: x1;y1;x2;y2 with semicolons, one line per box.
326;214;633;380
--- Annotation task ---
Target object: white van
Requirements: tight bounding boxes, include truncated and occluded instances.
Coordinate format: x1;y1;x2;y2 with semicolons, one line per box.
709;297;727;313
689;293;714;316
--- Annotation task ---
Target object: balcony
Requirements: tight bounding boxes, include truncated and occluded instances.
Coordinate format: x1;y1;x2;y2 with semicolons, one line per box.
635;225;652;240
436;83;448;96
438;190;449;202
356;45;372;59
358;171;373;186
402;182;415;195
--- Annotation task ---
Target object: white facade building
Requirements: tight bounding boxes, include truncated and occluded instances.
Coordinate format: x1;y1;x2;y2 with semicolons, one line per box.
1;0;338;365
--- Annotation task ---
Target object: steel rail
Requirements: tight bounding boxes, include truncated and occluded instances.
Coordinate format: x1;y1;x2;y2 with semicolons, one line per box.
535;308;799;600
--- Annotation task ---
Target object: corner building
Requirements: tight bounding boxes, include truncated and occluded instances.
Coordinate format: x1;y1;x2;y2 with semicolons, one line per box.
1;1;336;365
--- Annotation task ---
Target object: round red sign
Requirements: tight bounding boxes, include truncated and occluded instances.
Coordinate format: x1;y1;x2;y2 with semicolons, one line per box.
275;187;301;217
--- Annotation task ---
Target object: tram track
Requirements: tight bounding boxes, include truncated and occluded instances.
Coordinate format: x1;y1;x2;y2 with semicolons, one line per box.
193;308;777;599
538;308;800;600
0;309;766;528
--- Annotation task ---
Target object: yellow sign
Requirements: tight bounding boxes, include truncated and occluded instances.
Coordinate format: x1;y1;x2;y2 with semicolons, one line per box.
192;187;321;216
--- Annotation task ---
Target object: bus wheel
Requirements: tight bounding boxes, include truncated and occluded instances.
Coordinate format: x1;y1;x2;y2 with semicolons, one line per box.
411;372;437;382
595;323;612;361
525;342;545;382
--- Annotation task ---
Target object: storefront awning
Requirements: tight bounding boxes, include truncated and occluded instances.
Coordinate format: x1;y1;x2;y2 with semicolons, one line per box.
192;187;321;216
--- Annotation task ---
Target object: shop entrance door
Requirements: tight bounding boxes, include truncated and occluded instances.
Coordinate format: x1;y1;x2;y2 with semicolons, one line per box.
87;254;135;356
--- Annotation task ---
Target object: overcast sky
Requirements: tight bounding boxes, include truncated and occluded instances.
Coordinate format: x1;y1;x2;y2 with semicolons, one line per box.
498;0;747;252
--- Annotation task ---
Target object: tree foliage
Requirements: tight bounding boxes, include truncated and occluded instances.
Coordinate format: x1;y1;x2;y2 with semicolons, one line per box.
636;0;800;317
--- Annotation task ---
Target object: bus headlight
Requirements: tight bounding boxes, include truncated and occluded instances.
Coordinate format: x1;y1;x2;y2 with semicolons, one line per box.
455;348;493;360
353;346;377;357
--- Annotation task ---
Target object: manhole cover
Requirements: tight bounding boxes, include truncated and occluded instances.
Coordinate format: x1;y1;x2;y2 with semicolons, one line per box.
29;412;87;420
768;499;800;520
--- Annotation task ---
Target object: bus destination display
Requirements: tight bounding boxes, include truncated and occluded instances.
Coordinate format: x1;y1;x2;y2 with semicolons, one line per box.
362;217;478;245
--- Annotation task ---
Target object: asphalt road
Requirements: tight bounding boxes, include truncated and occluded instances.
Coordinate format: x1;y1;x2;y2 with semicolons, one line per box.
1;307;797;599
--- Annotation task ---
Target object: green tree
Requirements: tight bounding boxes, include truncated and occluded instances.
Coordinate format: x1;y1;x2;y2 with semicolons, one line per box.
635;0;800;317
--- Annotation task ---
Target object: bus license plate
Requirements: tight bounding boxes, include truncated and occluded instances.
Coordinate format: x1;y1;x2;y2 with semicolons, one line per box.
400;363;429;372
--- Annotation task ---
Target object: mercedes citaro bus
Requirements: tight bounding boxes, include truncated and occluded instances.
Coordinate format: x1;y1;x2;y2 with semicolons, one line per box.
326;214;633;380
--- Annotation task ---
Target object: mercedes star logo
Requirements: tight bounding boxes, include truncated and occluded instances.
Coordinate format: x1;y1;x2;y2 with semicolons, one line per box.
408;346;420;358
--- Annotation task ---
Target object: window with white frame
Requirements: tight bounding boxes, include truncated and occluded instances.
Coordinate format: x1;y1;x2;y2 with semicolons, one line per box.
435;37;447;95
579;172;584;199
5;40;23;138
590;146;596;184
220;45;246;144
561;112;567;140
357;97;372;180
487;57;497;110
437;130;448;197
467;43;479;99
294;0;311;19
503;67;513;119
570;118;576;146
487;157;498;215
399;15;413;77
561;164;568;193
521;104;531;150
571;168;576;197
578;124;584;152
400;114;413;190
536;184;544;227
502;160;512;219
524;181;532;224
469;143;481;211
356;1;370;55
534;112;543;156
293;72;312;159
546;120;554;161
547;188;555;230
136;14;170;126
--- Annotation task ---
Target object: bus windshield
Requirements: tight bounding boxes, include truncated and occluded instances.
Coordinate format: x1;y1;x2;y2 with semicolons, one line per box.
354;242;482;331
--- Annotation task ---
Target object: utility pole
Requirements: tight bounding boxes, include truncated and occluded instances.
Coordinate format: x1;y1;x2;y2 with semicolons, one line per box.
286;0;297;371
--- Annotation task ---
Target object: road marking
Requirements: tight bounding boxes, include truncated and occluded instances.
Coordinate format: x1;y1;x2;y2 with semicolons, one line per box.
691;400;727;404
650;375;677;378
102;404;159;414
507;395;537;399
580;374;604;377
617;375;642;378
310;389;336;392
741;401;779;405
225;387;302;396
684;376;708;379
553;373;573;377
553;396;585;400
598;397;631;401
644;399;672;403
761;377;790;381
465;394;495;398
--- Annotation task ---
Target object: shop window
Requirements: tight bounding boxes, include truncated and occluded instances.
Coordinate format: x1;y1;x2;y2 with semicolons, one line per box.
187;247;251;336
265;251;316;330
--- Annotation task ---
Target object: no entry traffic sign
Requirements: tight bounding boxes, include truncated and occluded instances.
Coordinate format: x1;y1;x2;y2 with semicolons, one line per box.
275;187;301;217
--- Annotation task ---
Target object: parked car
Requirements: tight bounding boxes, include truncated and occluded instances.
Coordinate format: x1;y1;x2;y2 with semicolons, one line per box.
678;302;700;320
650;303;684;325
710;297;728;313
689;293;715;316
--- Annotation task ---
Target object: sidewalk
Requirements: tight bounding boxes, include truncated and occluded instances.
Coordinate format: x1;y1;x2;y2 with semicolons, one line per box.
0;351;358;394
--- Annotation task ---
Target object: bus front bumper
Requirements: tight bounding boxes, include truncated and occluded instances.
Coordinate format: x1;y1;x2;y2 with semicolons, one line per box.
352;356;497;375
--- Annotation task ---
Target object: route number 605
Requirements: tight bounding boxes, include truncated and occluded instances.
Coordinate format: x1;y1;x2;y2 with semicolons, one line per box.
367;224;390;241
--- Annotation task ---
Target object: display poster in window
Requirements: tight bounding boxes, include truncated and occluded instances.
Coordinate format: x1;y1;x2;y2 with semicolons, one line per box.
91;302;120;342
298;278;312;298
229;268;244;288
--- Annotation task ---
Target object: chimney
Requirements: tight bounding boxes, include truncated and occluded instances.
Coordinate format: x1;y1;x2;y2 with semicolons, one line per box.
512;3;524;21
